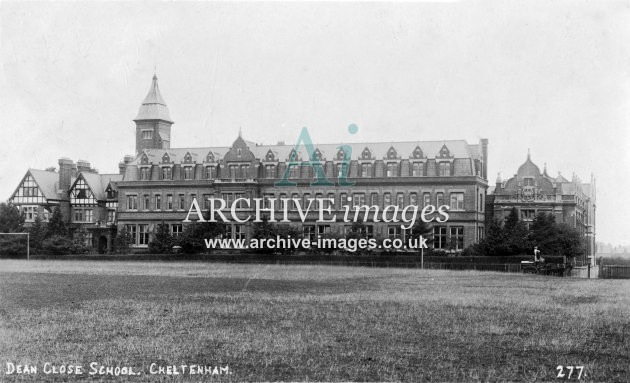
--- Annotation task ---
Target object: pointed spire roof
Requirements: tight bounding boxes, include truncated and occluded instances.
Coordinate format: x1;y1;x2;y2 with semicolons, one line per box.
134;74;173;123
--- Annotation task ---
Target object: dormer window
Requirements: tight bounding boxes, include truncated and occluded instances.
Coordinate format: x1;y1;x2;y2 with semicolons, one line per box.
439;162;451;176
361;147;372;160
140;154;149;165
312;149;323;161
336;149;346;161
184;152;192;164
161;153;171;164
266;150;275;162
288;149;299;162
438;144;451;158
162;167;172;180
183;166;193;180
387;147;398;160
206;152;215;163
412;146;423;159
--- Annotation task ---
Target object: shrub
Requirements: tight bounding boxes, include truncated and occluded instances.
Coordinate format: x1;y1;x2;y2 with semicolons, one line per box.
42;235;74;255
0;235;28;257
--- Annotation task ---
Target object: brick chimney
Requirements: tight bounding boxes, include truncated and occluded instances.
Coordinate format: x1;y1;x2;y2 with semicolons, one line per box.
58;158;76;193
119;155;135;175
77;160;91;173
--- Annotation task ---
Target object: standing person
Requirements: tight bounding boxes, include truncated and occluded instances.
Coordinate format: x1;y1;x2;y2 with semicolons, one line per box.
534;246;543;267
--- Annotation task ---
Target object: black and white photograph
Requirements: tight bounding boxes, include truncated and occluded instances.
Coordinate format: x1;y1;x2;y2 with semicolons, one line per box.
1;1;629;382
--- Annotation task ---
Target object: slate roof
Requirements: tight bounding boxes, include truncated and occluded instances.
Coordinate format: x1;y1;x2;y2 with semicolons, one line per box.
28;169;61;200
134;74;173;123
76;172;123;200
134;139;480;165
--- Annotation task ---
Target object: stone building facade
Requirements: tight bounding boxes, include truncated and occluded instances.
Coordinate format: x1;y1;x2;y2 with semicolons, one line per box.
9;75;490;253
486;153;596;265
116;75;490;251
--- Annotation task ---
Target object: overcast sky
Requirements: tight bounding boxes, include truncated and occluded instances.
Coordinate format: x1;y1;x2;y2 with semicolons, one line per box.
1;1;628;245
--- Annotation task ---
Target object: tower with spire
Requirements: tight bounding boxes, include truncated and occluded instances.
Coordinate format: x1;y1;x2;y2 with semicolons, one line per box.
134;74;174;154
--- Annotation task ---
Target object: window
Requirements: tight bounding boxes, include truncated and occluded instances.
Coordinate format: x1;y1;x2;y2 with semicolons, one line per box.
291;193;299;209
234;193;245;209
144;195;150;210
138;225;149;245
240;164;250;178
450;227;464;250
83;232;93;247
412;162;424;176
127;195;137;210
205;166;216;179
477;227;484;241
340;193;349;208
371;193;378;206
386;162;398;177
361;163;372;177
436;192;444;207
433;227;447;249
172;224;183;237
229;165;238;179
524;178;534;186
479;193;484;212
125;224;137;245
279;193;288;210
263;193;275;209
388;226;401;239
234;225;245;240
353;193;365;207
265;165;275;179
337;163;348;178
423;193;431;208
383;193;391;207
161;167;172;180
178;194;185;210
74;209;83;222
22;206;37;222
107;210;116;223
450;193;464;211
327;193;336;210
203;194;212;210
397;193;404;208
166;194;173;210
303;193;311;208
155;195;161;210
521;209;535;221
410;193;417;206
85;209;93;223
183;167;193;180
289;165;300;179
140;168;150;180
303;225;316;242
142;130;153;139
439;162;451;176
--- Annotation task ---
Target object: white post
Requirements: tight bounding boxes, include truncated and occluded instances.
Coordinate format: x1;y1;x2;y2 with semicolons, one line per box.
421;246;424;269
27;232;30;260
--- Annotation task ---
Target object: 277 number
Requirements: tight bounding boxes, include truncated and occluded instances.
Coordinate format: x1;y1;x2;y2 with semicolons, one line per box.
556;365;584;379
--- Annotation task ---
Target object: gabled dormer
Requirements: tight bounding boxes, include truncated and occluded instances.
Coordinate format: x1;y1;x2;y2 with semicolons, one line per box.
182;151;193;164
69;174;97;205
411;146;425;159
140;152;150;165
386;146;398;160
361;147;372;160
438;144;453;159
161;152;172;164
265;150;276;162
312;148;323;162
205;151;216;163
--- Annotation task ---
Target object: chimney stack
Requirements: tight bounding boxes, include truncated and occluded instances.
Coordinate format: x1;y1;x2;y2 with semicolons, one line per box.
77;160;91;173
119;155;135;175
58;158;76;193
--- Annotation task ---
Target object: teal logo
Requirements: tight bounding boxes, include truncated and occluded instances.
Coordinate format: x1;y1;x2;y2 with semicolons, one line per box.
275;124;358;187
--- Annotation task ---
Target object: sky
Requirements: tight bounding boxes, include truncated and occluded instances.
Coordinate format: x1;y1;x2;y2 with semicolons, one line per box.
0;1;628;245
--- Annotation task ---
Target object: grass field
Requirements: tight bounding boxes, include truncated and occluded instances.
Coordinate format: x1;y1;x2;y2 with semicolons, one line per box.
0;260;629;382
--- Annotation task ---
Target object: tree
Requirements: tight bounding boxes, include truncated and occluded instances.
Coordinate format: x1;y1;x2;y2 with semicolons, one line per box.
555;223;585;260
46;207;68;237
71;228;91;254
114;227;134;254
503;208;528;255
474;218;508;256
148;222;174;254
178;220;225;254
0;202;24;233
528;212;559;255
251;216;278;254
410;219;433;255
28;214;48;253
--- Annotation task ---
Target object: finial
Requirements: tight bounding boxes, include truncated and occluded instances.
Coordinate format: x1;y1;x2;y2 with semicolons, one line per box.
238;127;242;137
527;148;531;159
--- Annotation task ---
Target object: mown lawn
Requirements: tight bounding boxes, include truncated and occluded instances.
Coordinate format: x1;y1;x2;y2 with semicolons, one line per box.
0;260;629;382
